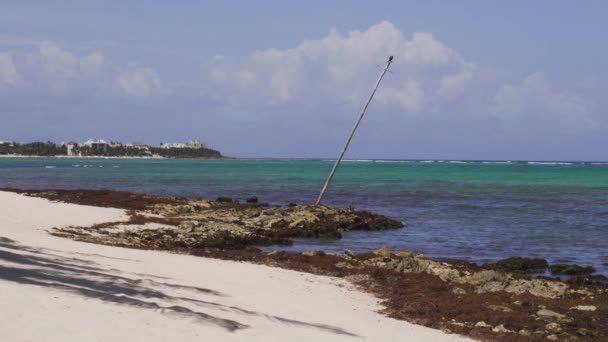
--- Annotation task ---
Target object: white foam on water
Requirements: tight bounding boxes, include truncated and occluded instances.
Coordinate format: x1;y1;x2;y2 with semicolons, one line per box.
374;160;413;163
44;166;56;169
528;161;573;165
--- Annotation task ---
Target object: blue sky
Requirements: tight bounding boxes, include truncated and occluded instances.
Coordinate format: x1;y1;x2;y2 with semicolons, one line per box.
0;1;606;160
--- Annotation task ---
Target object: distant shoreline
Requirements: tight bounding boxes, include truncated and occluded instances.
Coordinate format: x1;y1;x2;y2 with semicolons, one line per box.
0;154;233;160
1;154;607;164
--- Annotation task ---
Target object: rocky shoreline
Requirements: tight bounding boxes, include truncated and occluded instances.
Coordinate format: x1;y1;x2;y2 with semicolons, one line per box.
5;188;606;341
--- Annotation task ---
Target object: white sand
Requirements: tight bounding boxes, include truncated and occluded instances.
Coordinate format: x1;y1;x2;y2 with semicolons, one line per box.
0;191;471;341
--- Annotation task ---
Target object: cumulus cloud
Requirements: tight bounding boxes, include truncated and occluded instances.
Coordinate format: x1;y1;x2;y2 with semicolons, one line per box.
200;21;596;134
25;41;105;95
115;65;163;98
376;79;425;112
0;22;597;136
0;41;164;98
203;21;475;114
0;52;20;87
492;72;594;131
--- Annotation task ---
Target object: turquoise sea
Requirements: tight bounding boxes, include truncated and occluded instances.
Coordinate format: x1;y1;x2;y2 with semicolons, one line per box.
1;157;607;275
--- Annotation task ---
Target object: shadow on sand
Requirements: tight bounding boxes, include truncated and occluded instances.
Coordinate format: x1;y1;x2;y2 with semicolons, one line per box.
0;237;357;337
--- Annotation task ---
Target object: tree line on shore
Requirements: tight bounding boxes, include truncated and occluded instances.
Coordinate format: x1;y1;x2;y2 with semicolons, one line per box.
0;142;67;156
0;142;223;159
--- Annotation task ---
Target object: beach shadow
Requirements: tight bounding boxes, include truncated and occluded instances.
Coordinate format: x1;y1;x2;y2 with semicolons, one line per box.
0;237;358;337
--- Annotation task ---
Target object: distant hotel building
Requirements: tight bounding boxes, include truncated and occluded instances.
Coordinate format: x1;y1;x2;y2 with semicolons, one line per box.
125;142;148;149
160;139;208;149
80;139;109;153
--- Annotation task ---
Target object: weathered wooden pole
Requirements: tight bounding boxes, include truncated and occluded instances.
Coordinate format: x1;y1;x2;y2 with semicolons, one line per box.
315;55;394;205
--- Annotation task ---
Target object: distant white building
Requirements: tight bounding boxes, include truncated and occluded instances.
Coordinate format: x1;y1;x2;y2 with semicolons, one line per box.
160;142;188;149
64;141;78;156
80;139;109;153
160;140;208;149
188;139;208;149
125;142;148;149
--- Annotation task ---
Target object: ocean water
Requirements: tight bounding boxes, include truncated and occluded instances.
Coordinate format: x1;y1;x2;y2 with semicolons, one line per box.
1;157;607;275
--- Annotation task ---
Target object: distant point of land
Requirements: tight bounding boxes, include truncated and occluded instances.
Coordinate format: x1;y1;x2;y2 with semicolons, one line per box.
0;139;225;159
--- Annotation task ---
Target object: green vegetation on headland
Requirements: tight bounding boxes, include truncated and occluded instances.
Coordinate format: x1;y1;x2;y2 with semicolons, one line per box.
0;141;224;159
0;141;68;156
148;147;222;159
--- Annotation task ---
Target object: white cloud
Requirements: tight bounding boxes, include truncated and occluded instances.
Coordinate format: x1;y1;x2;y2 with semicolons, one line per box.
4;41;164;98
201;21;595;134
115;65;163;98
0;52;20;87
25;41;105;95
377;79;425;112
492;72;594;132
0;23;596;136
203;21;478;115
438;62;475;99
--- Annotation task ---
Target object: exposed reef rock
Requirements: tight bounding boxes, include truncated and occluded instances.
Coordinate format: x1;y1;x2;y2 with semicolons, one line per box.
49;193;403;250
342;246;568;299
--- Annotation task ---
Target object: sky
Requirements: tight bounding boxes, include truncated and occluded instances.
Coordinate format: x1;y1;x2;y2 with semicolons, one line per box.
0;1;606;160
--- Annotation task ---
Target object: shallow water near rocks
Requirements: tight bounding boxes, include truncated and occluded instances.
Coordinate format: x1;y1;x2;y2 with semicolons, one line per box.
1;157;607;275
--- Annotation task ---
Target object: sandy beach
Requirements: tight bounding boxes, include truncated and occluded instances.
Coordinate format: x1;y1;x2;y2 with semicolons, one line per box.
0;191;470;341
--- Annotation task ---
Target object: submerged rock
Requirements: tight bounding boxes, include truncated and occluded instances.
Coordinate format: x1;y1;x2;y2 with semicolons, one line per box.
216;196;233;203
549;264;596;275
486;256;548;273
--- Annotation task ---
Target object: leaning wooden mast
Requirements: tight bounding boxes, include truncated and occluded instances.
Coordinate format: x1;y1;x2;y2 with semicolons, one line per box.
315;55;394;205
